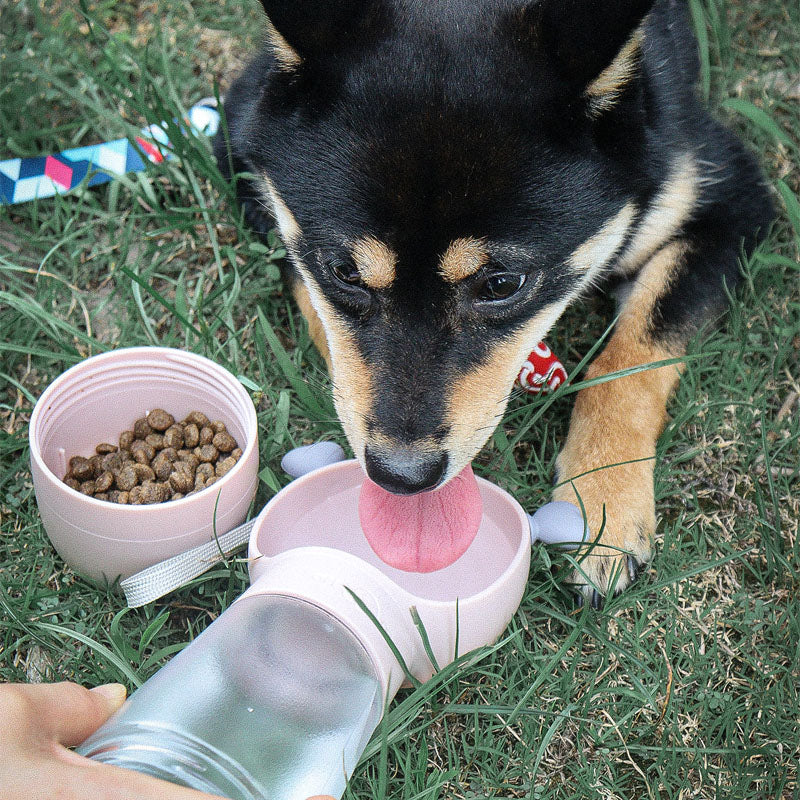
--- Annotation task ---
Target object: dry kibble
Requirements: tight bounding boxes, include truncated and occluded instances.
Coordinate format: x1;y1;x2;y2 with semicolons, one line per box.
151;453;173;482
140;481;169;504
133;418;152;440
147;408;174;432
69;456;94;482
184;411;210;428
63;408;239;504
132;463;156;484
212;431;236;453
180;452;199;471
196;462;215;481
164;425;184;450
131;442;156;464
169;465;194;494
183;423;200;448
216;456;237;478
95;471;114;493
145;433;166;450
116;465;138;492
132;448;149;465
101;452;124;474
176;458;196;474
160;447;178;463
198;444;219;463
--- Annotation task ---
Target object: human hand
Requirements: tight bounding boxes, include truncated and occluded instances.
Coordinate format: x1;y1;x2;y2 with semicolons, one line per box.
0;681;335;800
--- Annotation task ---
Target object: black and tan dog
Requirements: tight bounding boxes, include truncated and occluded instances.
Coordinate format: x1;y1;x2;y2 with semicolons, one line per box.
215;0;772;602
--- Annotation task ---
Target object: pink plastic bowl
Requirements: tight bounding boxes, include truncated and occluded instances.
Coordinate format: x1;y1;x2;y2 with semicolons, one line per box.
246;460;531;695
29;347;259;584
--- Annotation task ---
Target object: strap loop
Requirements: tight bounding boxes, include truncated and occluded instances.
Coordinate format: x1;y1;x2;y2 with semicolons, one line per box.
120;517;254;608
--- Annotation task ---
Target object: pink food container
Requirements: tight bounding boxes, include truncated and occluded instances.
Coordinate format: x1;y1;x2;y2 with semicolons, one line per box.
29;347;259;584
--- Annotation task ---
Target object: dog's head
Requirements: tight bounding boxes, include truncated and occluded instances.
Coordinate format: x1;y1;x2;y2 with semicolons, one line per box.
250;0;654;493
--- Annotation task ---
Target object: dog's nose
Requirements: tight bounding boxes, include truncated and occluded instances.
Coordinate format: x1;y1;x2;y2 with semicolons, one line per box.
364;446;448;495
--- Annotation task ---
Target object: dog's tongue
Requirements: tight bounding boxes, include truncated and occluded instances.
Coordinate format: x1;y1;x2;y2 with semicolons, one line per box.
358;465;482;573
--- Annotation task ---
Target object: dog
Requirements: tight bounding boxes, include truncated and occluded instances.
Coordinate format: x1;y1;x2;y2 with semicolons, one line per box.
215;0;773;603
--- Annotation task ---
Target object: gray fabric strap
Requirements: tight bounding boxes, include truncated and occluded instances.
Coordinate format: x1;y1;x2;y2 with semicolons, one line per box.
121;519;256;608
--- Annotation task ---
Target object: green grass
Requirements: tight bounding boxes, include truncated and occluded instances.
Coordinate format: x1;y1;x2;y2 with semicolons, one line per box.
1;1;798;798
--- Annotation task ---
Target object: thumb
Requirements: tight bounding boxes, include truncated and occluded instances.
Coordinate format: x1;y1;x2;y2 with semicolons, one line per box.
30;681;127;748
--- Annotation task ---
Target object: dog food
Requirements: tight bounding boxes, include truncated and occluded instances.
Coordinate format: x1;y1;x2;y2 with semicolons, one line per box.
62;409;242;504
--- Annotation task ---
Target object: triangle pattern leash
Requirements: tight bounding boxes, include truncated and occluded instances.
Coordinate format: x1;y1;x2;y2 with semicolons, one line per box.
0;99;220;205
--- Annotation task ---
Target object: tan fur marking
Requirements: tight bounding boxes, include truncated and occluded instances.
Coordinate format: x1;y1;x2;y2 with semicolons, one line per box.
616;154;698;275
349;237;397;290
553;242;688;594
568;202;636;274
439;238;490;283
291;280;331;367
291;264;374;461
326;315;374;462
586;31;643;115
367;432;441;456
443;303;562;479
260;175;302;245
264;19;302;71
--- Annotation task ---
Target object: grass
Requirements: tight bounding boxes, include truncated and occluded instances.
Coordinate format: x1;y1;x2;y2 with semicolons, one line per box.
1;1;798;798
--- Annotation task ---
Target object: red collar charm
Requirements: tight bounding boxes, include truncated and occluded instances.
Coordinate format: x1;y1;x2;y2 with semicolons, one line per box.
517;342;567;394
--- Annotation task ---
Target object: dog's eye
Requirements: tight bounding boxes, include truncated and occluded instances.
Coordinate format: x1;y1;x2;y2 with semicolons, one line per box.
476;272;526;302
329;259;364;287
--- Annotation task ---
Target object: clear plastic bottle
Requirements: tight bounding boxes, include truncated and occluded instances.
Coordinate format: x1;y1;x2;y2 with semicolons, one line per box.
77;594;384;800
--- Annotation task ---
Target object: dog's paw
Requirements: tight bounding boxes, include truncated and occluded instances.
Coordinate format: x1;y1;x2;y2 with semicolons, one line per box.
553;437;655;603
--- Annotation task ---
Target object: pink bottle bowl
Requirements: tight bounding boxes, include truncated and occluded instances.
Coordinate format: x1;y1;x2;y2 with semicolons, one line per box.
29;347;259;583
246;460;531;698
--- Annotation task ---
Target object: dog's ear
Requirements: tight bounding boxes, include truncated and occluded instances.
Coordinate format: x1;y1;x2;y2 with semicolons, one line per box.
258;0;387;70
505;0;655;113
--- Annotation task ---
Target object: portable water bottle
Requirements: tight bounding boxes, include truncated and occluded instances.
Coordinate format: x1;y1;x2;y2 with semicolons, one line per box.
78;461;532;799
78;593;384;800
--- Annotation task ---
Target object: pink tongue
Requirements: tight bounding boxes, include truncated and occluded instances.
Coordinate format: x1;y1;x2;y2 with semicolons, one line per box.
358;465;483;573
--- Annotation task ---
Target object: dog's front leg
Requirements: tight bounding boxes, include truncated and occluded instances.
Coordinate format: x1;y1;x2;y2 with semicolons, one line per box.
553;240;690;601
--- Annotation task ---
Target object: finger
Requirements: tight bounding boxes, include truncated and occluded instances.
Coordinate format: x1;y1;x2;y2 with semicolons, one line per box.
7;681;127;748
7;757;232;800
73;759;234;800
